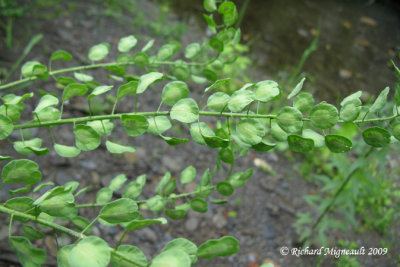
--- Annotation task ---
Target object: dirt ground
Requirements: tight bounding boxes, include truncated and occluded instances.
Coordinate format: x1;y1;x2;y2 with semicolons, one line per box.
0;0;399;266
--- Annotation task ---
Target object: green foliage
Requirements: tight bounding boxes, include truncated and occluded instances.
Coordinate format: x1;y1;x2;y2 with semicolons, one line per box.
0;1;399;266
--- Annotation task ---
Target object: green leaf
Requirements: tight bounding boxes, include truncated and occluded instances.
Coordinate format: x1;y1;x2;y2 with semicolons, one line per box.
108;174;128;191
57;76;75;86
204;69;218;82
21;61;47;78
33;94;59;113
10;236;46;267
118;35;137;52
141;39;154;52
190;198;208;213
218;1;238;27
254;80;281;102
218;147;234;163
122;182;143;200
146;195;167;214
111;245;148;267
147;116;171;135
209;37;224;53
62;83;88;102
2;159;41;184
3;92;33;105
228;90;255;112
157;44;176;61
106;141;136;154
155;171;171;195
87;120;114;136
23;225;45;241
165;209;187;220
203;0;217;12
362;126;391;147
391;121;400;141
340;91;362;106
33;182;54;193
96;187;113;205
162;238;197;265
117;81;138;100
137;72;163;94
340;99;362;122
309;103;338;129
236;118;266;145
132;52;149;67
229;168;253;187
302;129;324;148
39;193;77;219
121;115;148;137
173;65;190;80
203;14;217;34
202;134;229;148
190;122;215;145
162;81;190;106
125;218;167;231
9;185;31;196
54;144;81;158
207;92;230;112
325;134;353;153
205;78;231;93
0;155;12;161
57;245;74;267
88;85;113;101
150;249;191;267
293;92;315;113
252;140;276;152
34;107;61;122
74;72;94;82
14;138;42;156
287;134;314;152
216;182;234;196
180;166;197;185
369;87;390;114
74;124;101;151
51;50;72;61
88;43;110;61
68;236;110;267
197;236;239;259
170;98;199;123
100;198;138;224
288;77;306;99
161;135;189;146
277;106;303;133
185;43;201;58
0;114;13;140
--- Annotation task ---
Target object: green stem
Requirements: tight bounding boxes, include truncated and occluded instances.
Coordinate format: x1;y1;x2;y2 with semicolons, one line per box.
0;205;147;267
12;110;399;131
235;0;250;29
115;230;129;250
0;60;210;91
81;215;99;237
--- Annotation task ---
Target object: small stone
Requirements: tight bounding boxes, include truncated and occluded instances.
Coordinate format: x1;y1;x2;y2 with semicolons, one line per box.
212;212;227;229
80;160;97;170
138;228;157;243
185;217;199;231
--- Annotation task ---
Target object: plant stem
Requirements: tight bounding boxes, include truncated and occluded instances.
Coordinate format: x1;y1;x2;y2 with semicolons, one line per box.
12;110;399;131
0;205;147;267
235;0;250;29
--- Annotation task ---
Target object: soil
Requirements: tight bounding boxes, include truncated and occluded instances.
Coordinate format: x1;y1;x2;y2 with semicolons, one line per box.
0;0;399;267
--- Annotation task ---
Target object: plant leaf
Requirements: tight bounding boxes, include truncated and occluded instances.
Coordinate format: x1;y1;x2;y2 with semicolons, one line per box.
74;124;101;151
111;245;148;267
185;43;201;59
0;114;13;140
325;134;353;153
190;198;208;213
170;98;199;123
118;35;137;52
99;198;138;224
88;43;110;61
68;236;110;267
34;94;59;113
147;116;171;135
369;87;390;114
197;236;239;259
309;103;338;129
207;92;230;112
228;90;255;112
236;118;266;145
288;134;314;152
106;141;136;154
51;50;72;61
254;80;281;102
162;238;197;265
362;126;391;147
218;1;238;27
125;218;167;231
293;92;315;113
277;106;303;133
2;159;42;184
150;249;191;267
62;83;88;102
162;81;190;106
54;144;81;158
117;81;138;100
137;72;163;94
121;114;149;137
287;77;306;99
10;236;46;266
88;85;113;101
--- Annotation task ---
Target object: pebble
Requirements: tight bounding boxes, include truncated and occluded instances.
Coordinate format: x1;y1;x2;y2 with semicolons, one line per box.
263;223;276;240
185;217;199;231
138;228;157;243
212;212;227;229
80;160;97;170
